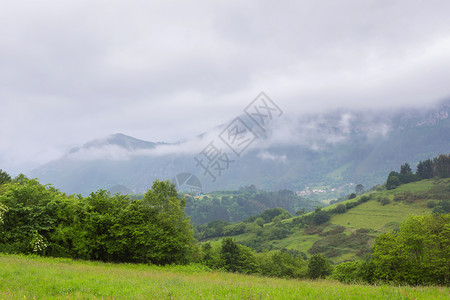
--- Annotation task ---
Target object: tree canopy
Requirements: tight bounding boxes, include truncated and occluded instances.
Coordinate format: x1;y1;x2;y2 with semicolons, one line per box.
0;176;195;265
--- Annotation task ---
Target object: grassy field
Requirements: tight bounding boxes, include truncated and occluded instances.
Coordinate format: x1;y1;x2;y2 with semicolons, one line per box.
330;199;430;230
331;178;447;231
202;178;449;263
0;254;449;299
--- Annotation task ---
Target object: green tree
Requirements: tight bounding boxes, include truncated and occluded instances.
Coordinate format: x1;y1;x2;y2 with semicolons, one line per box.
332;259;374;283
307;253;333;279
258;250;307;279
220;237;241;272
0;175;64;255
140;179;195;264
0;169;11;186
433;154;450;178
355;184;364;194
220;237;257;273
336;204;347;214
400;163;412;175
386;171;400;190
416;159;434;179
332;261;363;283
201;243;217;268
313;210;330;225
371;214;450;285
296;208;307;216
0;177;196;265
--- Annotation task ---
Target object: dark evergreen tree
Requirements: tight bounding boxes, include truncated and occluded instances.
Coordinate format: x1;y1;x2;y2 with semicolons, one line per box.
399;163;417;184
433;154;450;178
416;159;434;179
400;163;412;175
0;169;11;186
220;238;241;272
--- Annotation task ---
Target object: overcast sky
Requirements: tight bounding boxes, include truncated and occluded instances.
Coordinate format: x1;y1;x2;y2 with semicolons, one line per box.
1;0;450;174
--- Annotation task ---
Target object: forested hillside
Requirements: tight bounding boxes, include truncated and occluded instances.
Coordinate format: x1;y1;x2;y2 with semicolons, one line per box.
1;154;449;286
30;100;450;195
196;155;450;263
184;188;322;224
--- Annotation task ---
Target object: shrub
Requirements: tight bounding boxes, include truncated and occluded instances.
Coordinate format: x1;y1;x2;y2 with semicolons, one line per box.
307;253;333;279
332;261;363;283
357;195;370;204
222;222;247;236
380;198;390;206
371;214;450;285
0;177;195;265
345;202;356;209
386;171;400;190
336;204;347;214
220;238;258;274
313;211;330;225
258;251;307;279
426;200;437;208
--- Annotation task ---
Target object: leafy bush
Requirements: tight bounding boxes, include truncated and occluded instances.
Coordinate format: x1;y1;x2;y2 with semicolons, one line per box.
220;238;257;274
371;214;450;285
332;261;363;283
357;195;370;204
345;202;356;209
313;210;330;225
426;200;437;208
222;222;247;236
307;253;333;279
336;204;346;214
386;172;400;190
380;198;390;206
258;250;307;279
0;176;195;265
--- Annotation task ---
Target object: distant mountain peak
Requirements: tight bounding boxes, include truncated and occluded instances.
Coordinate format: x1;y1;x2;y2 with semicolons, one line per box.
81;133;157;151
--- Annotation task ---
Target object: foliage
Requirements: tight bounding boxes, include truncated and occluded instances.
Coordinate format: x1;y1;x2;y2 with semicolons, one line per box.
332;261;363;283
387;154;450;190
257;250;307;279
307;253;333;279
332;259;374;284
186;189;319;225
313;210;330;225
0;176;195;265
355;184;364;194
336;204;347;214
386;171;400;190
371;213;450;285
219;238;257;274
195;207;292;240
0;169;11;186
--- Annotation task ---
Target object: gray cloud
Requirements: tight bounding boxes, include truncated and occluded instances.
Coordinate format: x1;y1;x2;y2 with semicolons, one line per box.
1;0;450;174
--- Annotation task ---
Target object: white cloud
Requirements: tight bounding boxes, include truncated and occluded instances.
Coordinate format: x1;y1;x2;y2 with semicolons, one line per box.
1;0;450;174
257;151;287;163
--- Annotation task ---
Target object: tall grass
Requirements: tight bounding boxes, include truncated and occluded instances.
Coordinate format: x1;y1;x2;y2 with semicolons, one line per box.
0;254;449;299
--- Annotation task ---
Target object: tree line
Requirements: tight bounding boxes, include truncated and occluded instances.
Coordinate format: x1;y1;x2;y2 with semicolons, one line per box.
1;165;449;285
0;173;194;265
184;188;321;225
386;153;450;189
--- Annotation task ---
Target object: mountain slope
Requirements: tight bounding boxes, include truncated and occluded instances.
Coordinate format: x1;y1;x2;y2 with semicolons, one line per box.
199;178;450;264
30;100;450;195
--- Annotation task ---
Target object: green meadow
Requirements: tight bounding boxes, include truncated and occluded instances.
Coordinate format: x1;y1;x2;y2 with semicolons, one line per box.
0;254;449;299
199;178;449;264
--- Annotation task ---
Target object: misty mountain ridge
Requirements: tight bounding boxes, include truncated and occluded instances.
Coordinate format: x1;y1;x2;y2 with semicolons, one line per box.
30;100;450;195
